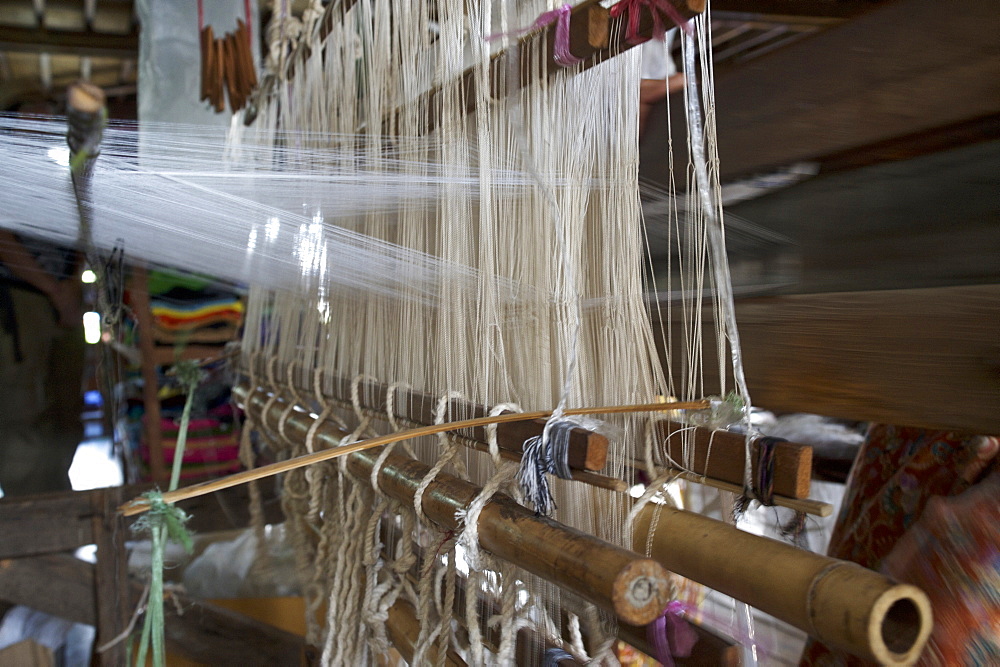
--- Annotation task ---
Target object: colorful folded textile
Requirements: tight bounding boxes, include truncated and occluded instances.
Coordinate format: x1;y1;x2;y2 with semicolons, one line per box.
801;425;999;666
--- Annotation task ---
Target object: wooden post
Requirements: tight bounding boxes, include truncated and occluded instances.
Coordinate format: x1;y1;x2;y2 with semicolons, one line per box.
130;266;167;484
632;504;932;665
91;488;130;666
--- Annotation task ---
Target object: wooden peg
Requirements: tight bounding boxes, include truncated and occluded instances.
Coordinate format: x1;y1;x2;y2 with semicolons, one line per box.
199;26;214;102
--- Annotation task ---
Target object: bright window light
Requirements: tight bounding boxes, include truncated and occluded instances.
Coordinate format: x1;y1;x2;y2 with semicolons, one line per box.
81;269;97;283
83;311;101;344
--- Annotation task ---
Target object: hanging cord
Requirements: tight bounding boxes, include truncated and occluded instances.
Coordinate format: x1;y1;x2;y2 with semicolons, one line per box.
681;27;755;503
413;390;465;520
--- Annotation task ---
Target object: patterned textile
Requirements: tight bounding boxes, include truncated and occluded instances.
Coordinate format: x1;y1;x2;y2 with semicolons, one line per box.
801;425;999;666
883;471;1000;666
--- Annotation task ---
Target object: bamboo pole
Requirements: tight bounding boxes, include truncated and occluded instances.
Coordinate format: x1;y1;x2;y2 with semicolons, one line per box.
120;386;707;515
632;505;932;665
384;521;741;665
350;447;672;626
386;598;467;667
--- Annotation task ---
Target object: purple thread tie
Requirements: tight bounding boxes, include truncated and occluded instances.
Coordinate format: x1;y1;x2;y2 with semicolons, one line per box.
610;0;693;47
646;601;699;666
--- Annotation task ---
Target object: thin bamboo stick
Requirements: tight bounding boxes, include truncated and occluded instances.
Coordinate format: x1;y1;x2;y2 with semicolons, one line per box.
632;505;932;665
119;385;707;515
630;459;832;517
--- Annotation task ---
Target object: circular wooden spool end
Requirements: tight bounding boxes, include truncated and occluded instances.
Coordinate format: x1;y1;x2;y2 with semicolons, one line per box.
611;559;673;626
67;81;106;114
808;563;932;666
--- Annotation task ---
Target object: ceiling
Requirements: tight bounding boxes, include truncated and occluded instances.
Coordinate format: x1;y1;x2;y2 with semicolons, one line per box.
0;0;137;112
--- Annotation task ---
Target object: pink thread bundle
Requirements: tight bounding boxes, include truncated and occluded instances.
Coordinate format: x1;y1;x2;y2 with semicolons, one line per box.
485;4;583;67
610;0;693;46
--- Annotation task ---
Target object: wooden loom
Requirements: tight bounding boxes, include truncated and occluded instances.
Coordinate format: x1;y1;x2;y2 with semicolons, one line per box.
130;0;933;665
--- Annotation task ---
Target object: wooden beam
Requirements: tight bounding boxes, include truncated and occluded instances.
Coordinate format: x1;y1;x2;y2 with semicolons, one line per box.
0;27;138;58
0;484;283;560
641;0;1000;182
154;587;308;665
657;284;1000;433
0;490;97;559
816;112;1000;175
0;554;97;625
251;358;609;472
710;0;876;20
619;620;742;666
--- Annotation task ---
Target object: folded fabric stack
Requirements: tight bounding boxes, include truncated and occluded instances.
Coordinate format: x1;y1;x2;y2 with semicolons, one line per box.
151;297;244;345
139;405;242;482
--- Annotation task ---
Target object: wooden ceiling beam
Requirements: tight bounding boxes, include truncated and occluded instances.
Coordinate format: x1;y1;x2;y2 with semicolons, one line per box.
711;0;879;20
0;26;137;58
641;0;1000;182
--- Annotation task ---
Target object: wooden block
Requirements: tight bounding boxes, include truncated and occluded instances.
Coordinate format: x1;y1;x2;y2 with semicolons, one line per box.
657;420;813;499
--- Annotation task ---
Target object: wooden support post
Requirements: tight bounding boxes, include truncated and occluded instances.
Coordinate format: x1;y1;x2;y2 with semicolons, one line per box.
130;266;167;484
92;488;130;666
349;447;672;626
632;505;932;665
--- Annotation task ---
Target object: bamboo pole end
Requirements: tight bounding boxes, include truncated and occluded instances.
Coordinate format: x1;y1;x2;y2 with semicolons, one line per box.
809;564;933;665
865;583;932;666
611;558;674;626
